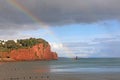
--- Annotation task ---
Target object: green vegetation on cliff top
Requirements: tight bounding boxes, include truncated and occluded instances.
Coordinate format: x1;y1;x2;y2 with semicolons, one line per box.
0;38;48;52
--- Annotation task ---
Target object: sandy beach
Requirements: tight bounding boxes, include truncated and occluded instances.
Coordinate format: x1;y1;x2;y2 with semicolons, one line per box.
50;72;120;80
0;58;120;80
2;71;120;80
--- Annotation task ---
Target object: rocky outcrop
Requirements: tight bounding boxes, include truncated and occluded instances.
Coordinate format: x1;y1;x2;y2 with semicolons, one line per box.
0;43;58;61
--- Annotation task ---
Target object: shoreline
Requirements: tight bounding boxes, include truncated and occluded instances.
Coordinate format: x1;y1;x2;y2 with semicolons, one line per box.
50;72;120;80
0;58;57;62
0;58;16;62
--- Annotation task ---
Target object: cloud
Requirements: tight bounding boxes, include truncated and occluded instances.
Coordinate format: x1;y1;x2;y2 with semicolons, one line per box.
98;41;120;57
92;36;120;57
0;0;120;38
0;22;40;40
1;0;120;25
50;42;97;58
51;35;120;58
0;0;120;39
50;42;76;57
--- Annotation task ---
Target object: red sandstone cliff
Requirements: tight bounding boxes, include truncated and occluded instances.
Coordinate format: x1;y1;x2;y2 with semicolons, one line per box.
0;43;58;61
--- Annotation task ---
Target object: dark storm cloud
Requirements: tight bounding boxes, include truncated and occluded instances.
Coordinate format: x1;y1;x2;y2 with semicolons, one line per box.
0;0;120;26
0;0;120;39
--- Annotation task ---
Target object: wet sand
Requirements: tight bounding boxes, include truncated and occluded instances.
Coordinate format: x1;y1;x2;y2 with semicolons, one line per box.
1;66;120;80
51;72;120;80
2;72;120;80
0;61;120;80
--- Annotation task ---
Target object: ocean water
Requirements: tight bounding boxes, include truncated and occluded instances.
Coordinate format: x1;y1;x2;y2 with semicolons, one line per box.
50;58;120;73
0;58;120;80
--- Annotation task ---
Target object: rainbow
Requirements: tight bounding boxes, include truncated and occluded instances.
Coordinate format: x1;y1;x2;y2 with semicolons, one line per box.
7;0;54;34
7;0;75;58
7;0;45;26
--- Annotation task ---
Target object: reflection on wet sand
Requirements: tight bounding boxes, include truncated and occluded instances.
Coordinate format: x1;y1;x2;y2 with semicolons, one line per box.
0;62;3;65
0;61;53;80
33;66;50;73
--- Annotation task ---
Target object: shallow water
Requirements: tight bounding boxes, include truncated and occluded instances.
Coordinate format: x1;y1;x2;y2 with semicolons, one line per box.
50;58;120;73
0;58;120;80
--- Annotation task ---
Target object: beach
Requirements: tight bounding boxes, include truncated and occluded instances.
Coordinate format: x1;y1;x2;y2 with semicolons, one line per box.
0;58;120;80
51;72;120;80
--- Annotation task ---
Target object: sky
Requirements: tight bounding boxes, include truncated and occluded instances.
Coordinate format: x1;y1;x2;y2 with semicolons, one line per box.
0;0;120;57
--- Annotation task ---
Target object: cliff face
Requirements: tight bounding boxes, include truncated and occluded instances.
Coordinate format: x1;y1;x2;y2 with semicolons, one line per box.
0;43;58;61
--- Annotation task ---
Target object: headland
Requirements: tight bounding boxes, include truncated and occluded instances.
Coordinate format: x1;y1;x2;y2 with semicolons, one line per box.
0;38;58;61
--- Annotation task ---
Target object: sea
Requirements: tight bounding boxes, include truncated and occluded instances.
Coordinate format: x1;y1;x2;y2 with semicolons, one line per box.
0;58;120;80
50;58;120;73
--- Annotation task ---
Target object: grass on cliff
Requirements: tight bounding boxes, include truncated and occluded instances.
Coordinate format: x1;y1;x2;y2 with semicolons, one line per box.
0;38;49;52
